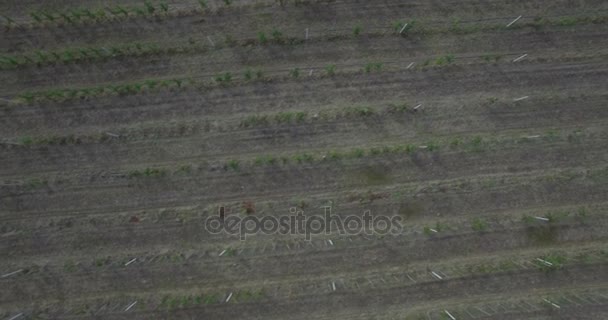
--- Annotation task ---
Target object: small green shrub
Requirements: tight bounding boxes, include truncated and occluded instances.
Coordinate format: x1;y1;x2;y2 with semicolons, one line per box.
129;167;166;178
345;106;374;117
20;136;34;145
243;69;253;81
575;207;589;221
295;111;307;122
144;1;156;14
226;160;240;171
350;148;365;158
404;144;416;154
471;217;487;232
294;153;314;163
25;178;48;189
364;62;383;73
426;141;440;151
271;29;283;43
435;54;455;65
290;67;300;78
215;72;232;84
388;103;409;113
535;253;566;272
257;32;268;44
325;64;336;76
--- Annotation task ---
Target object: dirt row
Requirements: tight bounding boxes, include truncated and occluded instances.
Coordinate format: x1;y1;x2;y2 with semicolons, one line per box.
2;90;604;143
2;129;607;210
8;263;603;319
3;23;608;94
2;167;606;271
5;169;606;232
1;0;281;23
4;0;605;52
1;92;606;178
1;143;606;259
125;264;608;320
1;209;607;303
2;59;606;137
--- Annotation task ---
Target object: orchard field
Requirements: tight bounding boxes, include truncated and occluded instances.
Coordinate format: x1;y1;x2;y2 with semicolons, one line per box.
1;0;608;319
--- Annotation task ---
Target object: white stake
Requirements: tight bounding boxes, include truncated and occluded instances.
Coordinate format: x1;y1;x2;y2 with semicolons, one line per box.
219;249;226;256
407;62;415;69
207;36;215;47
526;135;541;139
429;228;438;232
406;273;417;283
124;258;137;266
431;271;443;279
309;69;313;76
7;314;23;320
535;216;549;221
513;54;528;62
399;23;409;34
536;258;553;266
124;301;137;311
414;104;422;110
225;292;233;302
543;298;560;309
445;310;456;320
506;15;522;27
1;269;23;278
513;96;529;101
331;281;336;291
328;239;334;246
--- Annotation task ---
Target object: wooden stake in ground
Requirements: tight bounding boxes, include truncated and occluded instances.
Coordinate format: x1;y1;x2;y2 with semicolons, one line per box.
1;269;23;278
124;258;137;266
445;310;456;320
225;292;233;302
513;54;528;62
506;15;522;27
513;96;529;101
399;23;409;34
543;298;561;309
124;301;137;311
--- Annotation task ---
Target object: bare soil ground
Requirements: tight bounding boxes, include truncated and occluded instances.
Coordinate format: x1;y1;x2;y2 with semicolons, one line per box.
1;0;607;319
